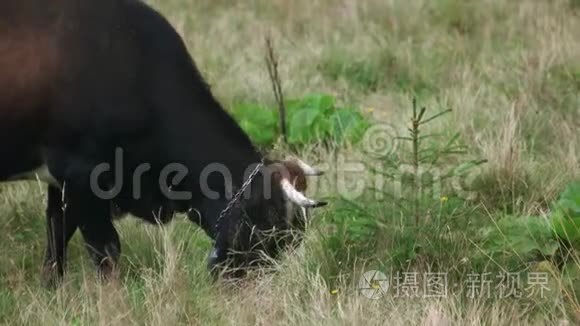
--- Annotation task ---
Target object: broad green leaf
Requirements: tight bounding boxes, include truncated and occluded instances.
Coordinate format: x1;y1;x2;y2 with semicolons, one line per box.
231;103;277;127
299;94;335;112
551;211;580;247
550;181;580;247
232;94;371;147
288;107;324;144
554;181;580;212
329;108;370;143
239;119;275;145
231;103;279;145
482;215;559;258
291;107;322;128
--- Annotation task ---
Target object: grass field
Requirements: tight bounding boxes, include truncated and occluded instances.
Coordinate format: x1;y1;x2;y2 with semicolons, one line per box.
1;0;579;325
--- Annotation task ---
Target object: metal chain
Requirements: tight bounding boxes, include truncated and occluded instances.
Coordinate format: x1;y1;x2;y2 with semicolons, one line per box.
214;159;265;232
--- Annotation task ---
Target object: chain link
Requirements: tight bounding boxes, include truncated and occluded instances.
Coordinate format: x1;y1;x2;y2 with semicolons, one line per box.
214;159;265;232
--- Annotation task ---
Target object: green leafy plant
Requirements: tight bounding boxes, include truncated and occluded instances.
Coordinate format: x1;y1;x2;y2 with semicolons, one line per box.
482;215;559;259
550;181;580;248
230;94;370;147
286;94;370;145
230;103;278;146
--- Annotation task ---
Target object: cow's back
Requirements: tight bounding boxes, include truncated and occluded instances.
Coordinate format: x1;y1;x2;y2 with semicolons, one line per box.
0;1;63;120
0;0;144;179
0;0;258;192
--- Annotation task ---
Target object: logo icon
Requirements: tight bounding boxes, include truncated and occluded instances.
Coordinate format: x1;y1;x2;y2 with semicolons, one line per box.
359;270;389;299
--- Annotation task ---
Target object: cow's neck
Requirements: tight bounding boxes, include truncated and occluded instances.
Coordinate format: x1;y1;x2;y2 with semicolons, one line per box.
161;65;268;229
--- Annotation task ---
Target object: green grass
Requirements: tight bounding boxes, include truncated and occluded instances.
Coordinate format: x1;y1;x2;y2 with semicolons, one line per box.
1;0;580;324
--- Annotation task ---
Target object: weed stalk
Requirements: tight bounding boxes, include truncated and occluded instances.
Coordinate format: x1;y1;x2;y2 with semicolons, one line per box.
265;35;288;143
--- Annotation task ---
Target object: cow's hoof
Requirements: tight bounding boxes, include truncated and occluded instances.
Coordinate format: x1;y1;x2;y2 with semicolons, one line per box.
40;263;63;289
208;247;234;281
96;257;120;283
207;248;221;279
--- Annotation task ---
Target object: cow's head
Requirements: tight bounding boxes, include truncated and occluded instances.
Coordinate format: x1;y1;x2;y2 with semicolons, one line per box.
208;156;327;276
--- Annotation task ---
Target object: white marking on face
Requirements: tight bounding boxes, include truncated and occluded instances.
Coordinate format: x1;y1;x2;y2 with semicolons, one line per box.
8;164;59;187
280;179;318;207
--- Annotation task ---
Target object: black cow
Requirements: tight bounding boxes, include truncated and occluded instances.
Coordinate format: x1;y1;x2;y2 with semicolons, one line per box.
0;0;326;285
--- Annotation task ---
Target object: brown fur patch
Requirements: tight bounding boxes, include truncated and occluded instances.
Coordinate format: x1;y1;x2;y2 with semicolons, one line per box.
0;28;60;116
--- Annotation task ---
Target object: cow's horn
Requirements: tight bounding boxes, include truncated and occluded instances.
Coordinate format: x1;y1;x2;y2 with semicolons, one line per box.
280;179;327;208
287;157;324;176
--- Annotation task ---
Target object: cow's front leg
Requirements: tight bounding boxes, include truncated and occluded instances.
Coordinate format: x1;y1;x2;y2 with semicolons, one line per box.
42;185;78;287
187;199;232;278
65;188;120;280
78;207;120;280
